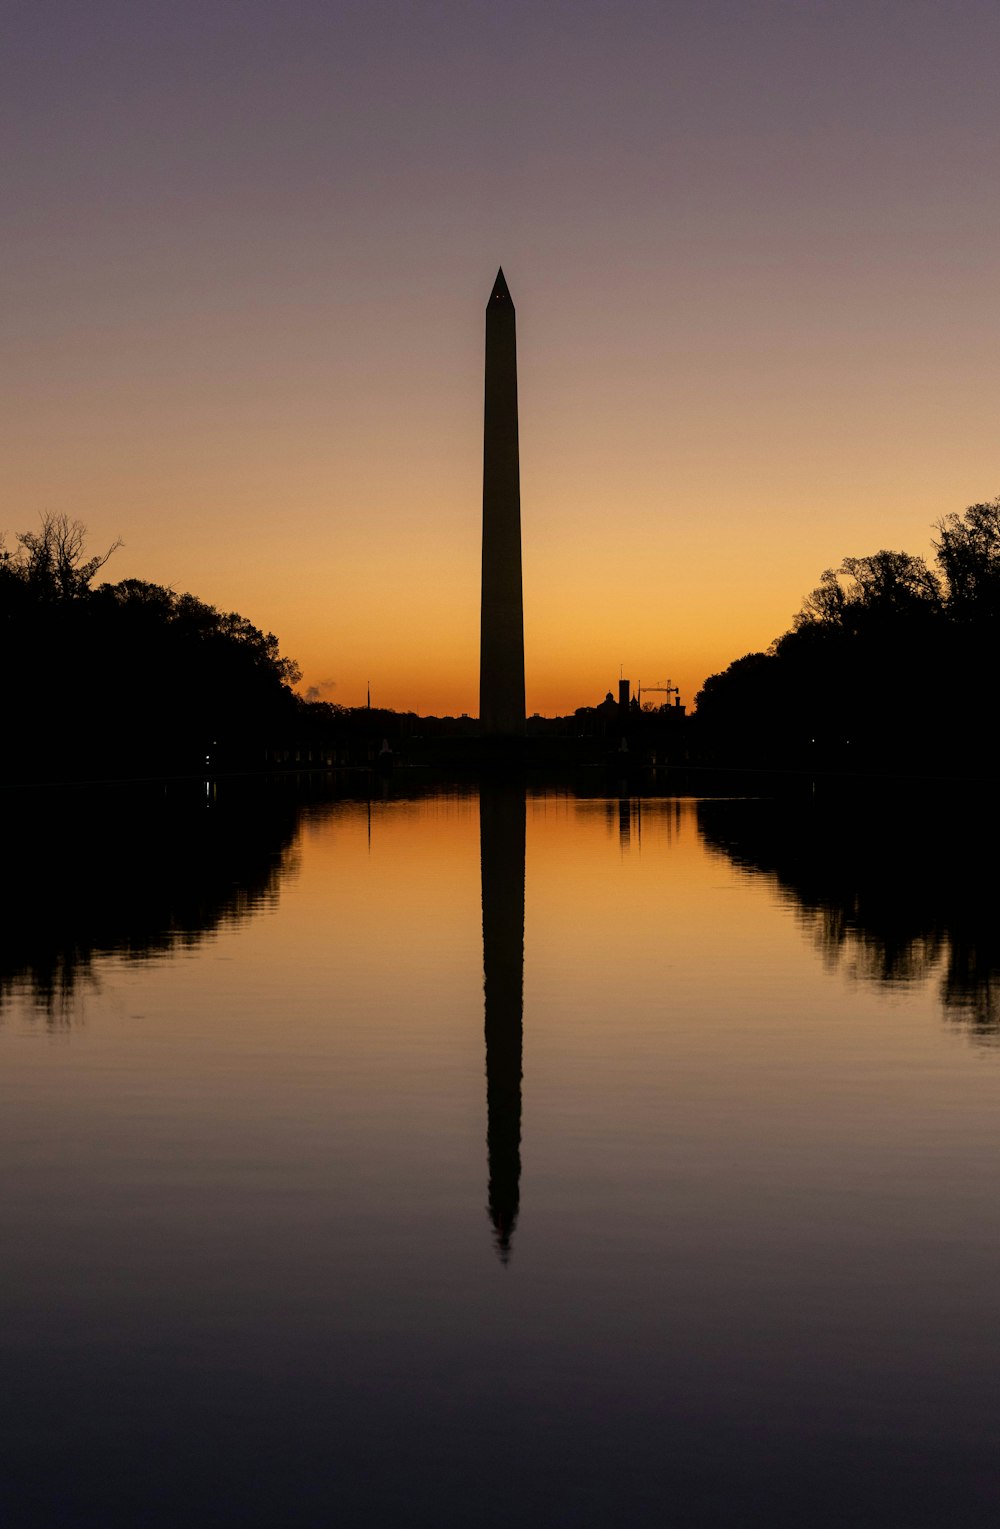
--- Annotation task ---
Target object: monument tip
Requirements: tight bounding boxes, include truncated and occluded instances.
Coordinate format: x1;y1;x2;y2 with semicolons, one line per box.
489;267;512;306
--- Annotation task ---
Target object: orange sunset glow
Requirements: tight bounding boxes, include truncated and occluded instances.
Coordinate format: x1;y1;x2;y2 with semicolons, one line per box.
5;2;997;716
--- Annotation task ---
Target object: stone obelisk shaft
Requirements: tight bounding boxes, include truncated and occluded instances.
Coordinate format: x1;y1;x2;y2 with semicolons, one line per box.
480;268;526;736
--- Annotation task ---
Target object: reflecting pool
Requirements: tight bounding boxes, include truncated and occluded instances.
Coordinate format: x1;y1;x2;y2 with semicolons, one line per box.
3;781;999;1526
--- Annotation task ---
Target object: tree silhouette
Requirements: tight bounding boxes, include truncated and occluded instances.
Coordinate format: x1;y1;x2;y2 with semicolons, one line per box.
1;516;302;781
933;497;1000;614
2;512;121;601
695;497;999;773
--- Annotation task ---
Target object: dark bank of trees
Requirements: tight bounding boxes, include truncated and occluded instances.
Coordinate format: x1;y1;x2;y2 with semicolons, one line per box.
695;497;1000;773
2;515;302;781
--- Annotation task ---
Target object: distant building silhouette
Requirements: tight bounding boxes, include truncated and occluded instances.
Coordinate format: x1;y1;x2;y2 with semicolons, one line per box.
480;269;526;736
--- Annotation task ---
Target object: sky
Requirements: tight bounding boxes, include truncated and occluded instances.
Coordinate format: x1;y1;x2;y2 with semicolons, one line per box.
4;0;998;715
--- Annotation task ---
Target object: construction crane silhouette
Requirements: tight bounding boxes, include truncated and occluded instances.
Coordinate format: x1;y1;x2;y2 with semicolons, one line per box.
637;679;679;708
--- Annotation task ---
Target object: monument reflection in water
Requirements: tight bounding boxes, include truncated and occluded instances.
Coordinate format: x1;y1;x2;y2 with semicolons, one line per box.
479;787;525;1259
3;783;1000;1528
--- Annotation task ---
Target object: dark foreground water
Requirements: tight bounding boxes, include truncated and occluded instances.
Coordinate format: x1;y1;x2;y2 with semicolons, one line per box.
2;779;999;1527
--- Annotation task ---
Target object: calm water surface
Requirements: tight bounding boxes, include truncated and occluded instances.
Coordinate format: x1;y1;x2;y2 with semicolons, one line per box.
2;782;999;1526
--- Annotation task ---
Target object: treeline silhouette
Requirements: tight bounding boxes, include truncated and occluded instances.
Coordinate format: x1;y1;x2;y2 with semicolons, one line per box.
1;516;527;779
2;515;302;780
695;497;1000;772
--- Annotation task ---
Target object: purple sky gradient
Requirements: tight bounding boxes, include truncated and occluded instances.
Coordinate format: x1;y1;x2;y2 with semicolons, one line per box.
4;1;999;711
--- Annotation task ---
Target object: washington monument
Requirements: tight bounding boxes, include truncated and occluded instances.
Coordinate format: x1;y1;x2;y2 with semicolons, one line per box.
480;268;526;736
